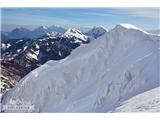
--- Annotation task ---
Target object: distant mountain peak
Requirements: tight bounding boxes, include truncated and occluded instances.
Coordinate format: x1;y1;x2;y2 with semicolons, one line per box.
34;26;49;31
32;26;50;38
92;25;107;30
39;26;48;29
7;27;32;39
64;28;88;43
85;26;107;39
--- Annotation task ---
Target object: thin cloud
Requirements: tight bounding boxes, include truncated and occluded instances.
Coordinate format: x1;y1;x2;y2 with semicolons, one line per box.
80;8;159;20
119;8;159;20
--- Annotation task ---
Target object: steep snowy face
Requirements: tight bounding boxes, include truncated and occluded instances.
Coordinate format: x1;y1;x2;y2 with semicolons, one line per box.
63;28;89;43
85;26;107;39
2;24;159;112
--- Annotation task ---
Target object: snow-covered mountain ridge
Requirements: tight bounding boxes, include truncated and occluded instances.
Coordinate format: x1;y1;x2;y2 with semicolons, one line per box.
2;24;160;112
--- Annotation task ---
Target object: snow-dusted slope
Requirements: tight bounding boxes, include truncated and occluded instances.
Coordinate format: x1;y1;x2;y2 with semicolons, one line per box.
112;87;160;112
2;24;160;112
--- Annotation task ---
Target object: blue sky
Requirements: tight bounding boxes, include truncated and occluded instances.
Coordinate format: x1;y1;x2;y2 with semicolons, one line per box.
1;8;159;31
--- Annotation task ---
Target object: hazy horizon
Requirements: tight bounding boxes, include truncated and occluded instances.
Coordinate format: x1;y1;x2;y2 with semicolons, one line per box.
1;8;159;32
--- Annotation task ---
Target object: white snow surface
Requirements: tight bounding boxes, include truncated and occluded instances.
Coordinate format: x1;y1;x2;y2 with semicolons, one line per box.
2;24;160;112
120;24;141;30
112;87;160;112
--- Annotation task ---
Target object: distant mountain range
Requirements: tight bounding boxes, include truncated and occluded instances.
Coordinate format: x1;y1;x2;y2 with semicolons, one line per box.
1;25;108;41
1;25;67;40
85;26;108;39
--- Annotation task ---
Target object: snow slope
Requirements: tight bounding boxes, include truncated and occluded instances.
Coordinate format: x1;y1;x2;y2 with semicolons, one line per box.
112;87;160;112
1;24;160;112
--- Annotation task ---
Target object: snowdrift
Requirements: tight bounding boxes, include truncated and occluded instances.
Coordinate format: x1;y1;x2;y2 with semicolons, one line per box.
2;24;160;112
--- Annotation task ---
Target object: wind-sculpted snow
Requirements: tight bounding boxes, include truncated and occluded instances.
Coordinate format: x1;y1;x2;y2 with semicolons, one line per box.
2;24;160;112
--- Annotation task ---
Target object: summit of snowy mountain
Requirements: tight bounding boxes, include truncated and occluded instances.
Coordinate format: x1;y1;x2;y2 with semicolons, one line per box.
85;26;108;39
63;28;89;43
2;24;159;112
118;24;141;30
116;23;152;35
